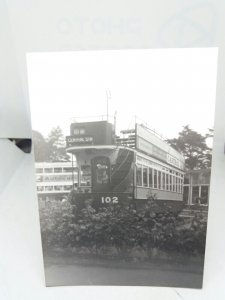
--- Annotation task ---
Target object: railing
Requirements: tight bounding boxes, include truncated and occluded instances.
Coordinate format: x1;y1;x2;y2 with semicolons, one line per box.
71;114;115;124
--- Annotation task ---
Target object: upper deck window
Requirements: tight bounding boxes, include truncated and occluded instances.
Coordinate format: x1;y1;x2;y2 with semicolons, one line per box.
73;127;85;135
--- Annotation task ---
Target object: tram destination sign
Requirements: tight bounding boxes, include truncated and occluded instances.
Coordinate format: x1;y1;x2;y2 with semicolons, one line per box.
66;135;94;147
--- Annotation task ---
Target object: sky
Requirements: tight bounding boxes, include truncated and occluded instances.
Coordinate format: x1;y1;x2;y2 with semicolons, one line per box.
26;48;218;140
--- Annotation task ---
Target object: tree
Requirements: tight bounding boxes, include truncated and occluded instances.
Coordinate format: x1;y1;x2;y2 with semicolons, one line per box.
32;130;49;162
47;126;70;162
167;125;212;170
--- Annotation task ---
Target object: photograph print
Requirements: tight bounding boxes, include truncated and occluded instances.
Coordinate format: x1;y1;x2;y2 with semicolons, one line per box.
27;48;218;288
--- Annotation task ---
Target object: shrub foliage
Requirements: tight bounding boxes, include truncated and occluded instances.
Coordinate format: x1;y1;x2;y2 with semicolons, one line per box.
39;199;207;258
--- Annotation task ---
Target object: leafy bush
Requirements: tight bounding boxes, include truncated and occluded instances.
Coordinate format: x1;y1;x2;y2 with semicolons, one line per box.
39;199;207;259
39;199;74;248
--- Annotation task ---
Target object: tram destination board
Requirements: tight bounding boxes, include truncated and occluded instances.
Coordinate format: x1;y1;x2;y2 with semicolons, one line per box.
66;135;94;147
67;121;114;147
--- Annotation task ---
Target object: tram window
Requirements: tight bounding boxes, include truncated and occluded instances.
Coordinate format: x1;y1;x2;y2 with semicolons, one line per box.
136;165;142;186
154;169;158;189
92;157;110;187
96;164;109;184
168;174;171;191
173;176;176;192
180;178;182;193
73;127;86;135
178;177;181;193
54;168;62;173
143;167;148;187
166;174;169;191
170;175;173;191
181;179;184;194
158;171;162;189
162;173;165;190
149;168;153;187
80;165;91;186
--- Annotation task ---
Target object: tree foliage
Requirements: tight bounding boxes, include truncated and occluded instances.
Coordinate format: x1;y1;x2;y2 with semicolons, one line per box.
32;126;70;162
167;125;212;170
33;130;49;162
47;126;70;162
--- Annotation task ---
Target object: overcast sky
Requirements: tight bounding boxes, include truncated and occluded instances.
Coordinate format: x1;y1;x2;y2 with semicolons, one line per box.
27;48;218;140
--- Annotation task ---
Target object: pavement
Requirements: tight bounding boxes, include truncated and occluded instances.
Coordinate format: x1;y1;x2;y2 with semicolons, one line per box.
43;251;204;288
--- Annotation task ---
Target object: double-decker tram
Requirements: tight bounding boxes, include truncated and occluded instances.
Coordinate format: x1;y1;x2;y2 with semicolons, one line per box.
66;118;185;209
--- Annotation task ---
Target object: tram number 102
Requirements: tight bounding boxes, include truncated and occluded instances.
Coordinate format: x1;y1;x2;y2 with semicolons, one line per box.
101;196;119;204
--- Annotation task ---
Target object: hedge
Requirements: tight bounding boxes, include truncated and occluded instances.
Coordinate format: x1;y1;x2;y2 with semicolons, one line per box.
39;199;207;259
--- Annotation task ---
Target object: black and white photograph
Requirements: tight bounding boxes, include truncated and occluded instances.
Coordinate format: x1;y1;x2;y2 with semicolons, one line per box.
27;48;217;288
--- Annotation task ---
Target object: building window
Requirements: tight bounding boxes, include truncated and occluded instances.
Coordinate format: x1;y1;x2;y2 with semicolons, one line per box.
36;175;43;182
54;168;62;173
63;167;73;173
200;186;209;205
36;168;43;173
44;168;53;173
37;186;44;191
45;186;53;191
63;185;72;191
192;186;200;204
54;185;63;191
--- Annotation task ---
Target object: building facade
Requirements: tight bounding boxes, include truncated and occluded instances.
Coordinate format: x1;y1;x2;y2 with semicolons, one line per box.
183;168;210;206
35;162;77;200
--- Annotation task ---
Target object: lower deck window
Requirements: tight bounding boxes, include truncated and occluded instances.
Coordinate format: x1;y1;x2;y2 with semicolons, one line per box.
80;165;91;186
136;165;142;186
135;157;184;193
154;170;158;189
143;167;148;187
149;168;153;187
158;171;162;189
162;173;165;190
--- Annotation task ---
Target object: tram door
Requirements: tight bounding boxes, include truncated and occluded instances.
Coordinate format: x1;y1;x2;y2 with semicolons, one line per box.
91;156;111;192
